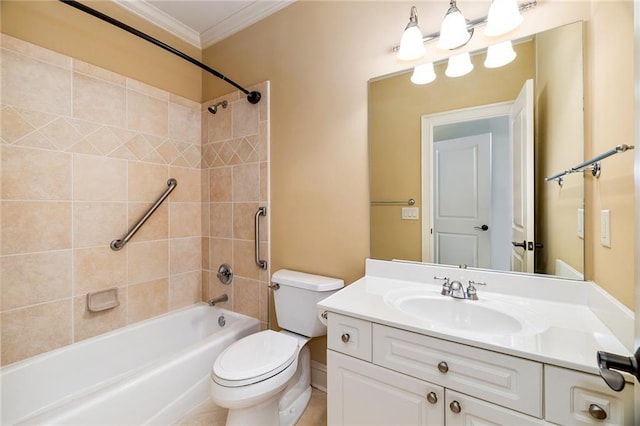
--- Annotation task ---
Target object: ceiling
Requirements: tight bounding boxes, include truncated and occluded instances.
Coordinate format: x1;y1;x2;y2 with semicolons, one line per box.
115;0;294;50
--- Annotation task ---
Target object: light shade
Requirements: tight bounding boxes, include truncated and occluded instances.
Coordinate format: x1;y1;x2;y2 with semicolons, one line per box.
484;40;517;68
398;6;426;61
411;62;437;85
485;0;523;37
437;1;472;50
445;52;474;77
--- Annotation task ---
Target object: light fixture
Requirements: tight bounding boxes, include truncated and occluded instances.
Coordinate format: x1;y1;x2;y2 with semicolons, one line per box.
484;40;517;68
485;0;524;36
445;52;474;77
411;62;437;85
437;0;473;50
398;6;426;61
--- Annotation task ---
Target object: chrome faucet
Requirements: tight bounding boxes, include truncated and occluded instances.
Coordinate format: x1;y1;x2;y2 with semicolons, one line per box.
435;276;486;300
208;293;228;306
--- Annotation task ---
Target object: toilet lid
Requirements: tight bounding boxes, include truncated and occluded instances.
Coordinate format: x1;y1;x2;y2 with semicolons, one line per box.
213;330;299;387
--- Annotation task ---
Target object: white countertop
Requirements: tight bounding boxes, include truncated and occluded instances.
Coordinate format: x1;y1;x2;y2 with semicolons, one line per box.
318;259;633;378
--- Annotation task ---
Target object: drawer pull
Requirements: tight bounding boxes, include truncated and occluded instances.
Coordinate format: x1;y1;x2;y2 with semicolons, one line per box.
426;392;438;404
437;361;449;373
449;400;462;414
341;333;351;343
588;404;607;420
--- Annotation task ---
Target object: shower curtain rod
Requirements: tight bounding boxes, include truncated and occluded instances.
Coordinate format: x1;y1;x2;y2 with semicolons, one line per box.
59;0;261;104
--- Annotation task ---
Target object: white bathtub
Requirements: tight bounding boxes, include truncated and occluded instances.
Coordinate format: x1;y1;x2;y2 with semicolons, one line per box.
1;303;260;425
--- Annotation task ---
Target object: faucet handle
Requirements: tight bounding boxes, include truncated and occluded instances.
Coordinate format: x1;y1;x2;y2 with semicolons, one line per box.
468;280;486;287
466;280;486;300
434;276;451;296
434;276;450;284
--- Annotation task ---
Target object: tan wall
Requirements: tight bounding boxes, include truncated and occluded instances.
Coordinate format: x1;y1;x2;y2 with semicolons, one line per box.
1;0;202;102
369;42;535;262
585;1;634;308
536;23;585;276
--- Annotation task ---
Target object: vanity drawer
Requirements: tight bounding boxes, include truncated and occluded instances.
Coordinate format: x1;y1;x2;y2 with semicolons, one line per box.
372;324;543;418
545;365;634;425
327;313;372;362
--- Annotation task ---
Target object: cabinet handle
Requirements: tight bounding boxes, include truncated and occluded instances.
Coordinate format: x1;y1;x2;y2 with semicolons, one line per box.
437;361;449;373
449;400;462;414
588;404;608;420
341;333;350;343
426;392;438;404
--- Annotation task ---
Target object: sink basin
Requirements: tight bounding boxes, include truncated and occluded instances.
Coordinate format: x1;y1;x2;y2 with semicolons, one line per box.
384;289;549;337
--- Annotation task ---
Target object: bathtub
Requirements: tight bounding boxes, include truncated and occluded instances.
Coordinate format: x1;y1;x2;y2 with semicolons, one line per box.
1;303;260;425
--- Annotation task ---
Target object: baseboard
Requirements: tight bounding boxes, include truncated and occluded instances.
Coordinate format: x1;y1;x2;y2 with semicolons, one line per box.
310;360;327;392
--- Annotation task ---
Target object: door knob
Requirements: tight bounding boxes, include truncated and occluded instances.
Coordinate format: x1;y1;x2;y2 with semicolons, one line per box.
596;347;640;391
474;224;489;231
512;240;526;248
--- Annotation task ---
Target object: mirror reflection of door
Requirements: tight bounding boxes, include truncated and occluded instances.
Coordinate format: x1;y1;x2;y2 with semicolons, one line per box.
423;103;512;271
510;79;535;273
433;134;491;268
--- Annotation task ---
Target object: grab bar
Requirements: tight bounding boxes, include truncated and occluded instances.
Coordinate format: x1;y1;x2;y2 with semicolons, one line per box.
371;198;416;206
254;207;267;270
110;178;177;251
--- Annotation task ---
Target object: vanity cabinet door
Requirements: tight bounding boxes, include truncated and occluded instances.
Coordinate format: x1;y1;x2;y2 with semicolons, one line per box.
544;366;634;425
328;350;444;426
372;324;543;418
328;313;372;361
445;390;549;426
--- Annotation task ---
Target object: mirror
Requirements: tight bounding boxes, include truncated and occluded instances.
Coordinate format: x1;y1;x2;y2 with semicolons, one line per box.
369;22;585;279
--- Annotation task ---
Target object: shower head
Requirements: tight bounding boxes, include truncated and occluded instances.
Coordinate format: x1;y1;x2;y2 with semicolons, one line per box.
207;100;228;114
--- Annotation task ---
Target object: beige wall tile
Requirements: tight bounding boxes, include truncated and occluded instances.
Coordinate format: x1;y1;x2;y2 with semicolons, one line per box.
233;239;261;280
1;250;72;310
1;201;71;255
169;166;201;202
73;73;126;128
170;237;201;275
232;163;260;202
2;34;71;69
232;101;259;138
127;90;168;138
73;60;126;86
1;145;72;200
0;106;36;144
259;281;268;323
128;162;168;202
202;237;210;270
209;203;232;238
169;271;202;310
260;162;268;203
128;278;168;323
259;121;269;162
73;202;127;248
170;93;200;110
210;238;232;270
201;202;210;237
209;167;232;202
207;104;231;143
208;271;232;308
2;49;71;116
1;299;72;366
233;202;259;240
232;277;259;318
127;79;169;102
128;202;168;242
74;246;127;295
169;102;200;144
170;202;201;238
201;270;210;302
128;240;168;284
73;154;127;201
73;288;127;342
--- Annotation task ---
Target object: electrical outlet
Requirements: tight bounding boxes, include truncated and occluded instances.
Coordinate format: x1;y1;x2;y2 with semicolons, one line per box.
601;210;611;247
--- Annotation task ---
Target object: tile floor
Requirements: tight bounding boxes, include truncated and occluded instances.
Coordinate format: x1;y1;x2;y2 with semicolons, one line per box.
175;387;327;425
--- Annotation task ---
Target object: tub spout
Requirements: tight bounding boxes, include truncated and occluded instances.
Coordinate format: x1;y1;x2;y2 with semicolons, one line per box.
208;294;228;306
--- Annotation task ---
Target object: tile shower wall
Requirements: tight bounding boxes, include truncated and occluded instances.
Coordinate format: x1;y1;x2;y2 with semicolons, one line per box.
201;82;270;331
0;34;204;366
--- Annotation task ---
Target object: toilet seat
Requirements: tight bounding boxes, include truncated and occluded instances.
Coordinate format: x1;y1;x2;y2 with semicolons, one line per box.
213;330;299;387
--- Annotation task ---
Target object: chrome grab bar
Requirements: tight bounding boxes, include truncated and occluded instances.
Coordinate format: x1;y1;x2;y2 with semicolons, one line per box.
254;207;267;270
110;178;177;251
371;198;415;206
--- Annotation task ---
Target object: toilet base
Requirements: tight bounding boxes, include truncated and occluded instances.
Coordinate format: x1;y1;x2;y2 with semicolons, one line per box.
279;386;311;426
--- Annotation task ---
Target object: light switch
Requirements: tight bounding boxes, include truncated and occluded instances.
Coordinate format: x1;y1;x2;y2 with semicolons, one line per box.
577;209;584;239
402;207;419;220
601;210;611;247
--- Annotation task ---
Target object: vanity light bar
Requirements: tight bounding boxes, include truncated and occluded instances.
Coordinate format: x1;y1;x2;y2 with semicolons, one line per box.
391;1;537;53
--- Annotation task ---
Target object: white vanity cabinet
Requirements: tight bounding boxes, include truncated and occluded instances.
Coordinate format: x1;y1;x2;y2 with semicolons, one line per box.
326;312;634;425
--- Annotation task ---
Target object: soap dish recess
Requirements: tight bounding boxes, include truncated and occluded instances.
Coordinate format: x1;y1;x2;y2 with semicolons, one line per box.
87;288;119;312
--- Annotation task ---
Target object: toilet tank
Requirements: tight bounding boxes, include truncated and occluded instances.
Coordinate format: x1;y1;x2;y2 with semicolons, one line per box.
271;269;344;338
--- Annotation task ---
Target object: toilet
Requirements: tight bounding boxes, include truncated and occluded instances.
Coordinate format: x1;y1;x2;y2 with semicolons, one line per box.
210;269;344;426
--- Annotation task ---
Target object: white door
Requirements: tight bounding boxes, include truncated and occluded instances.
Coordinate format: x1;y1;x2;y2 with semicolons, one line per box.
433;134;492;268
510;79;535;273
